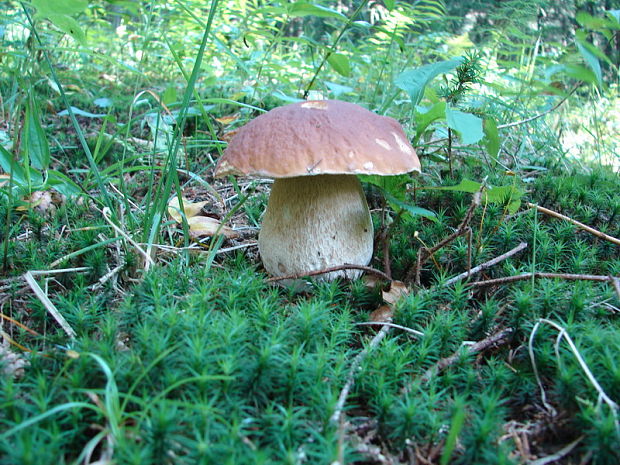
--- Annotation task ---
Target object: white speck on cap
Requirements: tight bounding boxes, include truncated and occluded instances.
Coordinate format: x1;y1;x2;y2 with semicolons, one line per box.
375;139;392;150
392;132;413;155
363;161;374;170
301;101;329;110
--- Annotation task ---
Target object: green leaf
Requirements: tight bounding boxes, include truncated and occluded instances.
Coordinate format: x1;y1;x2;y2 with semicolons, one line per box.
32;0;87;16
394;58;464;106
414;101;446;142
324;81;353;97
384;191;439;222
327;53;351;77
47;170;82;196
383;0;396;11
576;11;617;32
576;39;602;87
359;174;411;201
360;175;438;222
23;95;50;171
58;106;106;118
576;30;613;65
32;0;87;44
288;2;346;20
486;185;522;214
431;179;523;214
162;86;178;106
46;14;87;45
434;178;481;194
0;145;27;186
440;399;466;465
445;106;484;145
564;64;598;85
482;118;500;165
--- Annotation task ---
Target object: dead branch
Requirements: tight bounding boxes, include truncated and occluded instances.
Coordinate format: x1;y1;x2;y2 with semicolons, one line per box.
407;190;482;285
401;328;514;395
443;242;528;286
266;263;391;283
469;272;617;288
330;325;391;426
612;278;620;301
355;321;424;337
497;83;581;130
527;202;620;247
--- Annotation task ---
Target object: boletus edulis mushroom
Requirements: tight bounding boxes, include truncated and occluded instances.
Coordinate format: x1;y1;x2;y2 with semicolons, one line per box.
215;100;420;281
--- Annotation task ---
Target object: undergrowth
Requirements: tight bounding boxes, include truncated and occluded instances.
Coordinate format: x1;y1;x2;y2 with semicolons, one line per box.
2;161;619;464
1;0;620;463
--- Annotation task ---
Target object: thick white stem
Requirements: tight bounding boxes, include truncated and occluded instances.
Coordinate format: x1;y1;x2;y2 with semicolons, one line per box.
258;174;373;281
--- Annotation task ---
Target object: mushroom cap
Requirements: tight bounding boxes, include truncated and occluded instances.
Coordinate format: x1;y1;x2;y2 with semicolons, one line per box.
215;100;420;178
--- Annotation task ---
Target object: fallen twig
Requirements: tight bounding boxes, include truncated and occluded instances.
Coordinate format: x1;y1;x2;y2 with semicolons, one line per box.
88;264;125;291
529;436;583;465
330;325;391;426
443;242;528;286
469;272;617;288
497;83;581;130
612;277;620;301
401;328;514;395
527;202;620;247
100;207;155;271
266;263;391;283
24;272;76;339
529;319;619;429
355;321;424;337
408;190;482;285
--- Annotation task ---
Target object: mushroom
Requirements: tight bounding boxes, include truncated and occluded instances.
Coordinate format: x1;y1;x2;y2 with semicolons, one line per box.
215;100;420;281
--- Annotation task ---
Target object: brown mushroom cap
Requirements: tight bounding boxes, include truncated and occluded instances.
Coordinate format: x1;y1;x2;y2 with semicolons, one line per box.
215;100;420;178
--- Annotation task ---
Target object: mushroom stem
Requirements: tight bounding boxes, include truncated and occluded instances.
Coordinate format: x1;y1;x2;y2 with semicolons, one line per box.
258;174;373;281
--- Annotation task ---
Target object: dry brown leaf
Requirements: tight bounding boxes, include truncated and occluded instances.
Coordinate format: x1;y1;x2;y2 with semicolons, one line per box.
362;274;384;289
0;344;29;379
167;196;208;223
369;305;393;322
215;114;240;125
382;280;409;305
187;216;239;239
220;128;239;143
16;190;64;213
0;174;9;187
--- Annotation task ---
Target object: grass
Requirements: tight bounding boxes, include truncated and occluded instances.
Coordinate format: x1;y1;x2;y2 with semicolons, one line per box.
1;161;619;464
1;1;620;463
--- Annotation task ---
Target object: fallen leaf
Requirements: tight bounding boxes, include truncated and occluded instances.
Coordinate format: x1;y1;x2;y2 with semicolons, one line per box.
382;280;409;305
167;196;208;223
0;344;29;379
16;190;64;213
369;305;393;322
220;129;239;143
362;274;384;289
215;114;240;125
187;216;239;239
0;174;9;187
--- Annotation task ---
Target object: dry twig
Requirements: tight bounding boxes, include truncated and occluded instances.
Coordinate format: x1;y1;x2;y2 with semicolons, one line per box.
408;190;482;285
497;83;581;130
24;271;76;339
355;321;424;337
529;319;619;429
100;207;155;271
330;325;391;426
443;241;528;286
470;272;618;288
527;202;620;247
266;263;391;283
401;328;514;395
